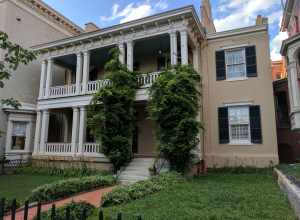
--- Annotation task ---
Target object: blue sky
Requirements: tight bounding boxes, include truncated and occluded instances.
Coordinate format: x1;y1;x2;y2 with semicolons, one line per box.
43;0;286;60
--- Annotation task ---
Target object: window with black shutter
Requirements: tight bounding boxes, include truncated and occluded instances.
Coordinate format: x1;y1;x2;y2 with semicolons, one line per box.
216;51;226;81
249;105;262;144
246;46;257;77
218;107;229;144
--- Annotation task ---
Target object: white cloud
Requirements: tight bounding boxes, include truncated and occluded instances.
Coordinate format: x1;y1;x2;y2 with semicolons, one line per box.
100;0;168;24
271;31;288;61
214;0;279;31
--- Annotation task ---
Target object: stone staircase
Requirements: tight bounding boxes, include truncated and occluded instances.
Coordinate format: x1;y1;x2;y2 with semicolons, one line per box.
118;158;155;185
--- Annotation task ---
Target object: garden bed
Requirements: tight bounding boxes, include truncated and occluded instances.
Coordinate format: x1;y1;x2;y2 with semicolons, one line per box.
277;163;300;188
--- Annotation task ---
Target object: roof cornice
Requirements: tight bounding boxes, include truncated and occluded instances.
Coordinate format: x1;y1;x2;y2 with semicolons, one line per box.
207;25;267;40
31;5;206;51
280;32;300;55
15;0;84;35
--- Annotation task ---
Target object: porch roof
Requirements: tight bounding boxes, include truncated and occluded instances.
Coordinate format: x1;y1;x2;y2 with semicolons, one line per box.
31;5;206;53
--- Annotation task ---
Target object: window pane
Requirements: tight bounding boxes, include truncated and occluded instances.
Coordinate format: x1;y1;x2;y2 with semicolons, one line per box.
226;49;246;79
12;122;27;136
11;136;26;150
229;106;249;124
11;122;27;150
230;124;249;141
227;64;246;78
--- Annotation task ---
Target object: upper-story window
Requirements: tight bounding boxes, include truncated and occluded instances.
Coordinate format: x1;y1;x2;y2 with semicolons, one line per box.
216;46;257;81
225;48;246;80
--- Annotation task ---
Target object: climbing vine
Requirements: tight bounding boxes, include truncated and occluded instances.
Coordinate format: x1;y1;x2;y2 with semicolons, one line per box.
87;48;137;171
148;65;202;172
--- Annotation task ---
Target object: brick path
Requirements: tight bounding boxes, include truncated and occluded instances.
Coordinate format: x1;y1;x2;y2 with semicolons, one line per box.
4;186;114;220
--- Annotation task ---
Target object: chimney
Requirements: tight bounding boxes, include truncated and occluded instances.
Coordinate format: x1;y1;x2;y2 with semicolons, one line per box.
256;15;268;25
200;0;216;33
85;22;100;32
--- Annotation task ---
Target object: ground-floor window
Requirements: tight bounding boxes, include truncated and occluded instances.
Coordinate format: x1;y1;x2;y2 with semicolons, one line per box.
218;104;262;144
11;122;27;150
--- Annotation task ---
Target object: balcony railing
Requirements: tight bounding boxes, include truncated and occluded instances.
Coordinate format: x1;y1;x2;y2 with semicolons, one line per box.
48;84;76;98
44;71;160;99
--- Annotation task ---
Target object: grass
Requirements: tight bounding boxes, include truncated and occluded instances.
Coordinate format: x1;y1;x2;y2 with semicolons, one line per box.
277;163;300;180
0;174;63;202
89;172;295;220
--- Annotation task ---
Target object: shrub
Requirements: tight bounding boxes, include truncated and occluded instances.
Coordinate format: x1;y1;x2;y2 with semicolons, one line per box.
148;65;202;172
2;199;21;214
33;202;95;220
88;48;137;171
28;175;116;203
102;172;181;206
13;165;108;177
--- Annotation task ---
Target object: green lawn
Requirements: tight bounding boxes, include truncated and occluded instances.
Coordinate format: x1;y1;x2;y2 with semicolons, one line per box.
0;174;63;202
89;172;295;220
277;163;300;180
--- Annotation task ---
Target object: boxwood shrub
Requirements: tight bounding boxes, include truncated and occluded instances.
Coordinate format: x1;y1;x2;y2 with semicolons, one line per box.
102;172;181;206
33;202;95;220
28;175;116;203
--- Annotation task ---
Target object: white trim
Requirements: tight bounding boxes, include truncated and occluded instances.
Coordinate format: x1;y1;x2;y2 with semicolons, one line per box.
219;44;250;51
223;101;254;107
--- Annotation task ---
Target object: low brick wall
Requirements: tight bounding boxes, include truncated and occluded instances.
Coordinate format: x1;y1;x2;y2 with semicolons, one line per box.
275;168;300;219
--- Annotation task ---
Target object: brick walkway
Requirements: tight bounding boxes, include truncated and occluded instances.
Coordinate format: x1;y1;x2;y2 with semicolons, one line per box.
4;186;114;220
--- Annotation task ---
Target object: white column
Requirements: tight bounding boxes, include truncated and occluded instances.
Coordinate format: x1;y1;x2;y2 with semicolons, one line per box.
71;107;79;155
118;43;125;65
78;106;86;155
25;121;32;153
33;111;42;155
39;60;47;99
170;31;178;65
81;51;90;93
5;119;13;152
75;53;83;94
288;62;300;109
193;47;200;72
180;30;188;65
40;110;50;154
45;59;53;98
126;41;134;71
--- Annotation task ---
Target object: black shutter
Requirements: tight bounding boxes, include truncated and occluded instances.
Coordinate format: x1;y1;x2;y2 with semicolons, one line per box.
218;107;229;144
249;105;262;144
246;46;257;77
216;50;226;81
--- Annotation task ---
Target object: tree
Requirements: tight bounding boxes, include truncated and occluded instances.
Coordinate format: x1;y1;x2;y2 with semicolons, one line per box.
87;48;137;171
148;65;203;172
0;31;37;108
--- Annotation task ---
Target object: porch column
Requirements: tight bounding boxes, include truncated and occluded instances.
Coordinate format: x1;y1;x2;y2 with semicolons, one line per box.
39;60;47;99
126;40;134;71
78;106;86;156
288;61;300;109
40;110;50;154
5;119;13;152
193;46;200;73
81;51;90;93
71;107;79;156
75;53;83;94
170;31;178;65
33;111;42;155
180;30;188;65
118;43;125;65
44;58;53;98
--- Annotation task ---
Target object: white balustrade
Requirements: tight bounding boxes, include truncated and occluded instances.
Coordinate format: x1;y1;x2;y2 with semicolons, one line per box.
86;79;111;94
83;143;105;157
48;84;76;98
43;72;160;98
137;71;160;88
45;143;72;154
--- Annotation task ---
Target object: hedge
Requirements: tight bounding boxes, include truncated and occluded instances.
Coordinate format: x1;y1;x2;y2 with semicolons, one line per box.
33;202;95;220
28;175;116;203
102;172;181;206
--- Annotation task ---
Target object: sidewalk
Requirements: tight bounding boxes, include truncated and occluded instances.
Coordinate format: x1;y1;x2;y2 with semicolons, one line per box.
4;186;114;220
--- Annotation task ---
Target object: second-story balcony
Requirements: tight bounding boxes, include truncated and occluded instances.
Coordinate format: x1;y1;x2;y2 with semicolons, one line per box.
43;72;160;98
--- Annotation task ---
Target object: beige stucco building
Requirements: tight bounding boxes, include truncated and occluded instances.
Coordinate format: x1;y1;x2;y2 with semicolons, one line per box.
2;0;279;169
0;0;82;156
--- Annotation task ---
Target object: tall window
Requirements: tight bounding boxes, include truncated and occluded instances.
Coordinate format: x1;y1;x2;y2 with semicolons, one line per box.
228;106;250;143
225;48;246;80
11;122;27;150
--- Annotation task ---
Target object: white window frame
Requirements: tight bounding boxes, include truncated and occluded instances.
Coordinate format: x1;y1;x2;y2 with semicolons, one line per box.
228;105;251;145
225;48;247;81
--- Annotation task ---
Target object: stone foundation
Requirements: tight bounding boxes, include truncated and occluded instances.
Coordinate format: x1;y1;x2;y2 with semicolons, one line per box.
31;155;113;171
204;154;279;168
